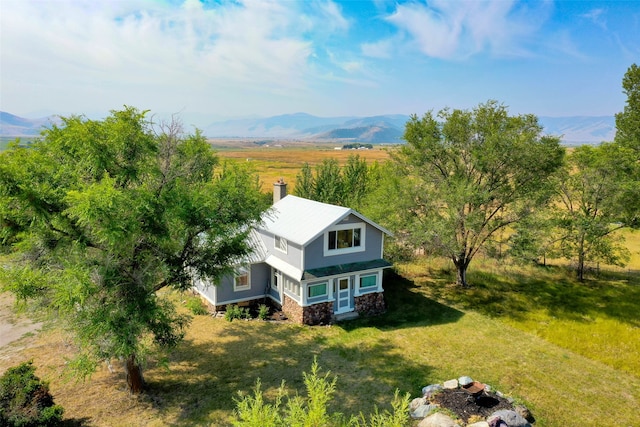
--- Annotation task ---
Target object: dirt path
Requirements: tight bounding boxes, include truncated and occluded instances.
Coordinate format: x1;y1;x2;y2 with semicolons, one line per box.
0;292;43;364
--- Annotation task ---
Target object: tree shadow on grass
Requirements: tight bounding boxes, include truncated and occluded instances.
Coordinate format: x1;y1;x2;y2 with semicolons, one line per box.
62;418;93;427
142;296;442;426
341;269;465;331
409;261;640;327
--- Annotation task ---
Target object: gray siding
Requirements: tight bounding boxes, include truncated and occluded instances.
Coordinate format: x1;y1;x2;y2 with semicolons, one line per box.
213;263;270;304
304;218;384;270
195;276;217;305
258;229;303;270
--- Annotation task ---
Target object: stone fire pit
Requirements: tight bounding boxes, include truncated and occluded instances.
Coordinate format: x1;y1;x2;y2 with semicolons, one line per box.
410;376;535;427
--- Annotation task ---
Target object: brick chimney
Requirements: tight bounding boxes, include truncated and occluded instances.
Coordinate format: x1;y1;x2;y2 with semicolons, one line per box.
273;178;287;204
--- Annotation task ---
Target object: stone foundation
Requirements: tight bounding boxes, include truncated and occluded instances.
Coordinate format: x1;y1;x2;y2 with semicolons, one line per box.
197;290;385;326
302;301;334;325
354;292;385;316
282;294;304;324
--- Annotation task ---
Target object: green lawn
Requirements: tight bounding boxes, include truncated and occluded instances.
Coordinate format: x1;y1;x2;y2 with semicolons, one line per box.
2;256;639;426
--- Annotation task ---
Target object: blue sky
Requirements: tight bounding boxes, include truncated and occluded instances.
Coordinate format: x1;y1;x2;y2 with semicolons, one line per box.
1;0;638;126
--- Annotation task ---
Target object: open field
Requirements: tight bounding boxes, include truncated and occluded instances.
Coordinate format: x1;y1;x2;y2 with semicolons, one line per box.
1;146;639;426
210;140;394;191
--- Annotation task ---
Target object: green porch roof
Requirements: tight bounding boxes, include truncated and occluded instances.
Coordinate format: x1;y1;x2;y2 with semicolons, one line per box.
302;259;392;281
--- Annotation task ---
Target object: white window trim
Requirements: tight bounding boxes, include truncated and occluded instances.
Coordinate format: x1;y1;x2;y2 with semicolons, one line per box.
274;235;288;254
355;271;382;296
323;222;366;257
233;266;251;292
308;282;328;299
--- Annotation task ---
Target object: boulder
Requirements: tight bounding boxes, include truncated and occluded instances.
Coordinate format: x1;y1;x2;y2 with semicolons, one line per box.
488;409;531;427
422;384;443;399
410;404;439;419
418;411;462;427
467;422;490;427
410;397;427;411
443;379;459;389
458;376;473;387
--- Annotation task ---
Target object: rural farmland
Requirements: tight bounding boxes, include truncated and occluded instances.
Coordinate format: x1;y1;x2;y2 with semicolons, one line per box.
1;143;639;427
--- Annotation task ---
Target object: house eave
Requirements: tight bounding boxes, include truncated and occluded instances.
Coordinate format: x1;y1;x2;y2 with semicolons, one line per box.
302;259;392;281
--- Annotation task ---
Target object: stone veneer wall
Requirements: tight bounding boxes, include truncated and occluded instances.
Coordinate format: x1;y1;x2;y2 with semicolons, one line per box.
354;292;385;316
282;294;304;324
302;301;334;325
197;290;386;326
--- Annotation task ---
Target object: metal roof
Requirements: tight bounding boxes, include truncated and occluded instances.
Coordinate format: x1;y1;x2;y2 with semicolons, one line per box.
260;195;352;246
245;228;268;264
302;259;393;281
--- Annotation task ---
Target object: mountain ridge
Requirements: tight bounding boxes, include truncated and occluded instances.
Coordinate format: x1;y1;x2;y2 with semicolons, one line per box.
1;111;616;145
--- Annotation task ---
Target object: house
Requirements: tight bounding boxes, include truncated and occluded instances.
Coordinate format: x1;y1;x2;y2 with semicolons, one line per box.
193;180;392;325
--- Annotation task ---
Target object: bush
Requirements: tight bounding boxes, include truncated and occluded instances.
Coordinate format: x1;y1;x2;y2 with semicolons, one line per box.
225;305;251;322
185;296;208;315
257;304;270;320
0;361;64;427
233;359;410;427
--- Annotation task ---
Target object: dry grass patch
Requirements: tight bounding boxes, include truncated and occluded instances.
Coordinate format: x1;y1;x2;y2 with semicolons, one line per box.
213;145;392;191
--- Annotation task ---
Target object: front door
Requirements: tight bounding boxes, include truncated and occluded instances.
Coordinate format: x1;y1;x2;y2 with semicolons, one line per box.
335;277;351;314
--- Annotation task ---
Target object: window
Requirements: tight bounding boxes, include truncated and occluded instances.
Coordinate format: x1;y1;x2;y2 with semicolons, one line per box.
275;235;287;253
234;266;250;291
359;274;377;289
308;282;327;298
284;278;300;298
272;269;280;291
325;222;365;256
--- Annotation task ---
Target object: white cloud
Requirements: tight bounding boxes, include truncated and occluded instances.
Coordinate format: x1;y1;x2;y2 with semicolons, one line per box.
315;0;350;32
0;0;315;115
385;0;547;59
580;8;607;30
361;38;394;59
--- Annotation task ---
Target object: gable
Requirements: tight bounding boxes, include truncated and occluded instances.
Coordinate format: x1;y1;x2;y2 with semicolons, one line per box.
260;195;391;247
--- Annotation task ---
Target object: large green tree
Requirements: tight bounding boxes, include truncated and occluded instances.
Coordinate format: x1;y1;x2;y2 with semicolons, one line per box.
615;63;640;155
0;107;267;393
613;63;640;227
293;154;370;209
389;101;564;287
552;144;630;280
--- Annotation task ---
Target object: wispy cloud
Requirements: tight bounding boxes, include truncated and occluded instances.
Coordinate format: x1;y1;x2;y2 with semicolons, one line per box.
361;38;394;59
1;0;315;113
315;0;350;32
0;0;635;119
580;8;607;30
385;0;549;59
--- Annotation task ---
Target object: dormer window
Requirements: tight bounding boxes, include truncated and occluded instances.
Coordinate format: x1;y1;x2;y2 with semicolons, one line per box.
324;222;365;256
275;235;287;253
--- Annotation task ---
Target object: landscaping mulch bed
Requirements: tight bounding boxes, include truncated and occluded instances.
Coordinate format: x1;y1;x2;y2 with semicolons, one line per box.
431;388;515;424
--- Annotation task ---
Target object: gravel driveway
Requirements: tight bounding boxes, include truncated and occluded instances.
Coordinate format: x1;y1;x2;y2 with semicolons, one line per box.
0;292;42;353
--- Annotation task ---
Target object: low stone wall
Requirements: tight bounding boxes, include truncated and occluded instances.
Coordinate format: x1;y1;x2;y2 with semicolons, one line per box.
354;292;385;316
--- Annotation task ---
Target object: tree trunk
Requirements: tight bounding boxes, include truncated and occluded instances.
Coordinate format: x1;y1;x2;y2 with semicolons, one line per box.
453;256;469;288
577;252;585;281
577;235;585;281
125;354;145;394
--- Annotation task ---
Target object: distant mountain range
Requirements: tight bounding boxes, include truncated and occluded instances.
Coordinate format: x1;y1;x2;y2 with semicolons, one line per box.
0;112;61;137
1;111;616;145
